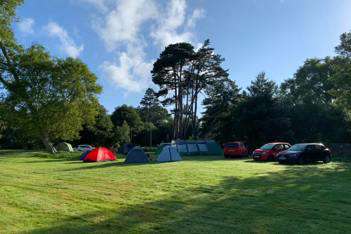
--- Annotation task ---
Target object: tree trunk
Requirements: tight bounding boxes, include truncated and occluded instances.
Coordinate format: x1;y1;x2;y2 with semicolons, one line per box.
149;129;152;147
41;133;57;154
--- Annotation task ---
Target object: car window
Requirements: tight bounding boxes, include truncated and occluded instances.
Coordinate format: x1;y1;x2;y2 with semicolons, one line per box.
224;143;239;148
260;143;275;150
305;145;315;151
284;144;290;150
273;144;283;151
314;145;325;151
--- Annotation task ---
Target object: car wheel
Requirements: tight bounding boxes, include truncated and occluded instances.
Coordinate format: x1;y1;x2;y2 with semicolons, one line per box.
298;156;305;165
224;154;228;159
323;154;331;163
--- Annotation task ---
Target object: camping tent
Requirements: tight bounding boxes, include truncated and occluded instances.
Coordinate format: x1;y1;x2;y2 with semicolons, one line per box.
82;147;116;162
157;146;182;162
80;150;92;160
161;140;223;156
56;142;74;152
155;143;171;155
124;147;149;163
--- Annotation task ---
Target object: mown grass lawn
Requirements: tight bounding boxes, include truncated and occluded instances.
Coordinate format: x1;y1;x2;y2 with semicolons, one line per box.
0;150;350;233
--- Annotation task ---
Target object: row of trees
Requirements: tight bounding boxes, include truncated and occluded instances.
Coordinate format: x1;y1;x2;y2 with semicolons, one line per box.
200;33;351;148
1;1;351;152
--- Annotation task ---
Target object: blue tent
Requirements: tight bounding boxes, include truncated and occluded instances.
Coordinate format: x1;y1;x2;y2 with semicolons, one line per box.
124;147;149;164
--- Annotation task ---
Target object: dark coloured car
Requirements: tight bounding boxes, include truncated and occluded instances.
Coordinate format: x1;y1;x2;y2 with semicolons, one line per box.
252;142;291;161
277;143;331;164
223;142;248;158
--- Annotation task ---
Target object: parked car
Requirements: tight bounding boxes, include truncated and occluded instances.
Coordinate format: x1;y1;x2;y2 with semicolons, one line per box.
277;143;331;164
252;142;291;161
76;144;94;152
223;141;248;158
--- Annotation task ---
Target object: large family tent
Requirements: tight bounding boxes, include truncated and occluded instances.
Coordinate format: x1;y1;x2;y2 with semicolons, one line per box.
157;146;182;162
55;142;74;152
82;147;116;162
171;140;223;156
124;147;149;164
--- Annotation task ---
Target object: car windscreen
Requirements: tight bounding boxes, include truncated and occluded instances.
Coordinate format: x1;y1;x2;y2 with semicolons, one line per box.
260;143;275;150
224;143;239;148
287;144;307;152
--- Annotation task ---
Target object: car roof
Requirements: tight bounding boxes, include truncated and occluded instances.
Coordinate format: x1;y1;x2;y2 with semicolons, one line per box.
266;142;290;145
224;141;244;144
293;143;325;146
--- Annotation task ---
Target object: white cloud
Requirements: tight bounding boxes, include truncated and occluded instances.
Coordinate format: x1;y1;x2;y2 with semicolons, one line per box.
151;0;193;48
97;0;157;49
187;8;205;28
89;0;205;93
18;18;35;34
101;44;152;93
45;22;84;58
78;0;109;11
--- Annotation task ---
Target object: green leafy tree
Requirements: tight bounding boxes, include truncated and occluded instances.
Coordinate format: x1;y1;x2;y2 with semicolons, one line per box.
280;59;334;105
237;73;292;148
0;0;23;43
1;45;101;153
138;88;171;146
152;40;228;139
201;77;241;142
78;105;114;146
111;105;143;142
114;121;131;145
335;31;351;57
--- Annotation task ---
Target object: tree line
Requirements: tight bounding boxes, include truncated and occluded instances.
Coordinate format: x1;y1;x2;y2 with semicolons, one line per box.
1;0;351;152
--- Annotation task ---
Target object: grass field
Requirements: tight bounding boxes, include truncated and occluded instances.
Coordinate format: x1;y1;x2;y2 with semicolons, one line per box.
0;150;351;233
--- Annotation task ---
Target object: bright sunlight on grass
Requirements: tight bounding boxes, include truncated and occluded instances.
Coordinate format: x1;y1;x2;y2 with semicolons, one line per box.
0;150;350;233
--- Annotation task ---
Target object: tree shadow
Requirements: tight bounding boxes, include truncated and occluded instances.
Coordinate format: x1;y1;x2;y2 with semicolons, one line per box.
0;149;34;157
61;160;158;171
28;161;351;233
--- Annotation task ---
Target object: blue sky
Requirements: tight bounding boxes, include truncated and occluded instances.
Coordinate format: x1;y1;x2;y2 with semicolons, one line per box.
13;0;351;113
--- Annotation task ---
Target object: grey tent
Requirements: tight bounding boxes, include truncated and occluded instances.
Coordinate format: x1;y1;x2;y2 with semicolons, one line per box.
124;147;149;164
55;142;74;152
171;140;223;156
157;146;182;162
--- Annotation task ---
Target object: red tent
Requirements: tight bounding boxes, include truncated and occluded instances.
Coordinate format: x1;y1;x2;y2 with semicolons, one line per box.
83;147;116;162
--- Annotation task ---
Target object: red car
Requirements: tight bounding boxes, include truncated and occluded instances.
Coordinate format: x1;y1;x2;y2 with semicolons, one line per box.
252;142;291;161
223;142;248;158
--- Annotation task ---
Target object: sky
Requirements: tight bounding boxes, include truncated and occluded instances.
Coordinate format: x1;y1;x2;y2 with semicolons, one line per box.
13;0;351;113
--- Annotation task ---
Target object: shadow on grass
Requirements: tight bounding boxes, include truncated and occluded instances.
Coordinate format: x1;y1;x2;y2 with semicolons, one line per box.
0;149;34;157
29;152;82;161
61;160;161;171
29;161;351;233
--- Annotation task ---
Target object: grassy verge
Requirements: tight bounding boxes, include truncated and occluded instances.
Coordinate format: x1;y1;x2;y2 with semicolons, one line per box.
0;150;350;233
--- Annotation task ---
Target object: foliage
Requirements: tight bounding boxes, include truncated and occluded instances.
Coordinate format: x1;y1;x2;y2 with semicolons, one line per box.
78;105;114;147
0;45;101;152
114;120;131;145
201;77;241;142
111;105;143;138
0;0;23;43
137;88;172;146
152;40;228;139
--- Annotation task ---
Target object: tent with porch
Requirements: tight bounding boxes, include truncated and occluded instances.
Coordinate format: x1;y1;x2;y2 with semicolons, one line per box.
157;145;182;162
